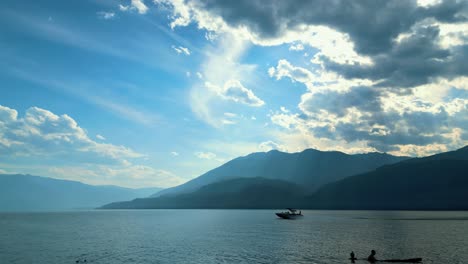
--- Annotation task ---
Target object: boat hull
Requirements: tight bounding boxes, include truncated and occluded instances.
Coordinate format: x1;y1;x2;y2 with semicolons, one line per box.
275;213;303;219
382;258;422;263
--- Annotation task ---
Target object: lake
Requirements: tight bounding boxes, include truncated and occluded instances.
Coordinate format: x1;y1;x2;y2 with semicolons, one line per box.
0;210;467;264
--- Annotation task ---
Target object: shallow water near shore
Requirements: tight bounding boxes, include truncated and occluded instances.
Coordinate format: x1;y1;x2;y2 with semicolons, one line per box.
0;210;467;264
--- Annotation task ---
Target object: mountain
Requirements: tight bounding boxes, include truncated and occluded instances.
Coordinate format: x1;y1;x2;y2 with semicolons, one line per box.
153;149;407;197
306;159;468;210
404;145;468;162
0;174;162;211
103;145;468;210
102;177;305;209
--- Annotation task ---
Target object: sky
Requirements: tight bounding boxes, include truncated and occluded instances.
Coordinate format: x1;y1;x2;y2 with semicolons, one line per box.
0;0;467;188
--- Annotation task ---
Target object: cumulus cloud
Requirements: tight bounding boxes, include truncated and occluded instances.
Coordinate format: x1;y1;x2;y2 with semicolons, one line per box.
323;25;468;89
166;0;465;53
269;59;314;83
0;105;185;187
0;105;142;161
156;0;468;155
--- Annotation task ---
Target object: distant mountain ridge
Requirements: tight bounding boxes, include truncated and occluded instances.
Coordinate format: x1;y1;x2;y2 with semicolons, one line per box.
153;148;408;197
104;145;468;210
0;174;162;211
307;159;468;210
103;177;305;209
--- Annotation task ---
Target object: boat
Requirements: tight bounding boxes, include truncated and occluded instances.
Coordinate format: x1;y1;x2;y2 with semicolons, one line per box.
350;258;422;263
275;208;303;219
381;258;422;263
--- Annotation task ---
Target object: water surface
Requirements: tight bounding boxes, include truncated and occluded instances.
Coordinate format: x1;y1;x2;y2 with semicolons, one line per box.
0;210;467;263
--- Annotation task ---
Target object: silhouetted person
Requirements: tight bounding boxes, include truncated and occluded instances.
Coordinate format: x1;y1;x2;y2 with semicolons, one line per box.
350;251;356;263
368;250;377;263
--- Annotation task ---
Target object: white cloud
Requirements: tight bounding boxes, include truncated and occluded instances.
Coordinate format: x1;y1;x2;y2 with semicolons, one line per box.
0;105;186;188
194;151;217;160
289;43;304;51
258;141;285;152
179;20;261;127
269;59;315;83
97;11;115;20
96;134;106;140
269;59;374;95
172;45;191;55
132;0;149;14
154;1;372;65
0;105;142;161
170;151;179;156
224;112;237;118
205;80;264;107
119;0;148;14
280;106;289;113
417;0;443;7
119;4;130;11
155;0;467;156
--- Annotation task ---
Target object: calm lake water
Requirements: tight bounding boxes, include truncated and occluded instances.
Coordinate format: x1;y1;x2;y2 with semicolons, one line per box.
0;210;467;264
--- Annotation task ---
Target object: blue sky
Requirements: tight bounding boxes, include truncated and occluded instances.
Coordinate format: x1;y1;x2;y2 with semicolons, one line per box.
1;0;467;188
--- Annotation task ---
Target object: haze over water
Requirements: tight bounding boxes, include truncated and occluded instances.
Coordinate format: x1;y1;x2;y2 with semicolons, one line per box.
1;210;467;264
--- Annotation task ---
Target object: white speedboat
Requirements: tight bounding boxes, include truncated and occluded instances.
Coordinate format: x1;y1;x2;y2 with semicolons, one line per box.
275;208;303;219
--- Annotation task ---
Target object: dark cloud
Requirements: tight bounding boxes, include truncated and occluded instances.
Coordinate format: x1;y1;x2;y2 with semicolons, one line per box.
300;86;382;116
195;0;467;54
297;86;463;152
323;26;468;88
185;0;468;152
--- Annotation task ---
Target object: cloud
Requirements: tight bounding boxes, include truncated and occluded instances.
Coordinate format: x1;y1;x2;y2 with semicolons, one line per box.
194;151;217;160
269;59;315;84
188;32;261;127
156;0;467;155
158;0;466;85
119;4;130;11
0;105;142;162
299;86;382;117
120;0;149;14
171;151;179;156
268;86;468;156
221;80;264;107
47;164;184;188
258;141;285;152
0;105;184;187
172;45;191;55
289;43;304;51
97;11;115;20
167;0;466;53
322;25;468;89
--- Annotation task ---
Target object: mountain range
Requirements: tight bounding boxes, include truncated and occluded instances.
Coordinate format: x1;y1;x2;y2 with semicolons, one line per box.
102;146;468;210
0;174;161;211
153;149;407;197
